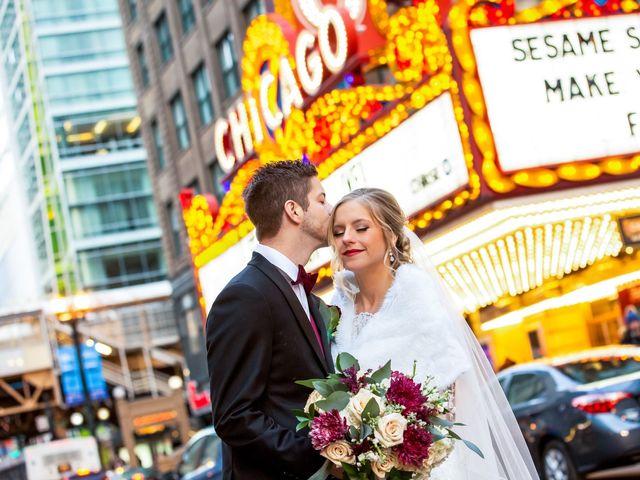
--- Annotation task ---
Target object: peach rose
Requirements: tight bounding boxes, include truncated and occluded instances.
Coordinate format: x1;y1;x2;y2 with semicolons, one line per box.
371;450;397;478
304;390;324;414
342;389;384;427
321;440;355;466
374;413;407;448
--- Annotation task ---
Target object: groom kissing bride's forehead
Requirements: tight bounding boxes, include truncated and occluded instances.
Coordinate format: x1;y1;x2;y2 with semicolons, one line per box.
206;160;337;480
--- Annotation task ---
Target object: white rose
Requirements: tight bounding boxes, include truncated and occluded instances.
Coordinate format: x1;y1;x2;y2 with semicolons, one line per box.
371;450;397;478
304;390;324;414
342;389;384;427
374;413;407;448
321;440;355;466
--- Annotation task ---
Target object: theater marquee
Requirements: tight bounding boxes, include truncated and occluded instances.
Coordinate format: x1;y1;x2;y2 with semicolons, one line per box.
471;14;640;172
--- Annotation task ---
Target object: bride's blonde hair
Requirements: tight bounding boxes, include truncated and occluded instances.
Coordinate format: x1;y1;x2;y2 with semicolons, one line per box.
329;188;413;272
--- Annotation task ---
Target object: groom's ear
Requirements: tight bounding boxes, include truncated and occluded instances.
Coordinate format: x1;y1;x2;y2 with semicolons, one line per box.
283;199;303;225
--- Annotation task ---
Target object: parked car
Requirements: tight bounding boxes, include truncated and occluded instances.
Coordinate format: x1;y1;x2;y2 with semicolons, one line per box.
165;427;222;480
498;346;640;480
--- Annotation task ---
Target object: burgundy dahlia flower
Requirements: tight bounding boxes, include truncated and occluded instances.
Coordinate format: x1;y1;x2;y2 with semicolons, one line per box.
309;410;348;450
395;424;433;468
386;371;427;415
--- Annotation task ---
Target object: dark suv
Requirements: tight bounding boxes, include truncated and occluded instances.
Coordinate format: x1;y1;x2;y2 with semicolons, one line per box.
498;346;640;480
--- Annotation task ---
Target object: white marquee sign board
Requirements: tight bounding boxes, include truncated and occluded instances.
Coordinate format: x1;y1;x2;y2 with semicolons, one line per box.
470;13;640;172
199;93;468;310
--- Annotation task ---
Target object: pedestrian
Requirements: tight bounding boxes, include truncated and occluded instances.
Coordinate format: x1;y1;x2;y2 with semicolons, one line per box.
621;306;640;346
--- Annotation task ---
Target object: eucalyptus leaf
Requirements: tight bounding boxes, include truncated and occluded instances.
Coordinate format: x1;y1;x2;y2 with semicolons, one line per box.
292;409;307;418
446;428;462;440
295;378;325;388
427;426;445;441
360;423;373;440
326;378;349;392
463;439;485;458
312;380;334;397
370;360;392;384
341;462;358;476
315;391;350;412
336;352;359;372
430;416;454;428
361;397;380;422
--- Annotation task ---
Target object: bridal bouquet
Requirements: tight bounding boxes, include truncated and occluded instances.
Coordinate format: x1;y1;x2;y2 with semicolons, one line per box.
294;353;482;479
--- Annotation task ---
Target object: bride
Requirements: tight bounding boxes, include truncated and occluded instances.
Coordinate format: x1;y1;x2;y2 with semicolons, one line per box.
328;188;539;480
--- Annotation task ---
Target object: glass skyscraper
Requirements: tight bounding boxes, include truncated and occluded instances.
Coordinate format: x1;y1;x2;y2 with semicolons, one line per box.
0;0;165;295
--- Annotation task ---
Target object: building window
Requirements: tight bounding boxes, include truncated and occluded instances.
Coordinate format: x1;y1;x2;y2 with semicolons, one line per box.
136;43;149;89
216;31;240;99
154;13;173;64
243;0;265;26
128;0;138;22
178;0;195;35
151;120;166;170
210;162;227;203
167;202;183;256
170;93;190;151
191;64;214;126
77;240;165;290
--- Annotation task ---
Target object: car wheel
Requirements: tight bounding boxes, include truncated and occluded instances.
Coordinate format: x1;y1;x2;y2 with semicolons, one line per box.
542;440;583;480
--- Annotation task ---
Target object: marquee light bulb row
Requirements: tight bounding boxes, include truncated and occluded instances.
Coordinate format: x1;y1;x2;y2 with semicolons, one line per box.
439;215;624;312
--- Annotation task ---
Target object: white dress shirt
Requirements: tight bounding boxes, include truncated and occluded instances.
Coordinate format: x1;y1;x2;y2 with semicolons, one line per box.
254;244;311;319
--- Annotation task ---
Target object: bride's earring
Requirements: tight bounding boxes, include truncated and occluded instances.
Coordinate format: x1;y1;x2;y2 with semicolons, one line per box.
388;249;396;264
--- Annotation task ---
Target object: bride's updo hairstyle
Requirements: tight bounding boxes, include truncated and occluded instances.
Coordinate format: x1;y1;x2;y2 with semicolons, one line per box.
329;188;413;272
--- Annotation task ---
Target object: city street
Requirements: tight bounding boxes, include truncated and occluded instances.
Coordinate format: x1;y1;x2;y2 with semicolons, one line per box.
589;464;640;479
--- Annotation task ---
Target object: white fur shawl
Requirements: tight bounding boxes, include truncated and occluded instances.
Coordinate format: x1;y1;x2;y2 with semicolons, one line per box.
331;264;471;389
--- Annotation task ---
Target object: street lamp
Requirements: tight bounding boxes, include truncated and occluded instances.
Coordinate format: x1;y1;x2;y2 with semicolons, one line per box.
51;293;97;439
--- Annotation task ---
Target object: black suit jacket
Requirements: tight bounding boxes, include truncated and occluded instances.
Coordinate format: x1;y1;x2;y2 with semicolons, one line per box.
206;252;334;479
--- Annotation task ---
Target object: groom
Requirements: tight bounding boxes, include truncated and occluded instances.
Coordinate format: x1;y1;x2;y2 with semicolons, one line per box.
206;160;336;479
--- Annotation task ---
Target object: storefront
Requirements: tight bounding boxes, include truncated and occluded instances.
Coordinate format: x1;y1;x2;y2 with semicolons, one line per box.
180;0;640;366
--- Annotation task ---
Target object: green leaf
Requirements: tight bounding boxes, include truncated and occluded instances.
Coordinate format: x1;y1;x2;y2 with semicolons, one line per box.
360;423;373;440
349;425;359;440
361;397;380;422
427;426;445;441
312;380;334;397
326;378;349;392
341;462;358;477
295;420;309;431
463;439;484;458
370;360;392;384
336;352;359;373
295;378;325;388
430;416;454;428
446;428;461;440
292;409;307;418
315;391;350;412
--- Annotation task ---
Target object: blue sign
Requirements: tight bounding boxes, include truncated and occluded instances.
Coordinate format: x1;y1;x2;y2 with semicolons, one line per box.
58;345;108;406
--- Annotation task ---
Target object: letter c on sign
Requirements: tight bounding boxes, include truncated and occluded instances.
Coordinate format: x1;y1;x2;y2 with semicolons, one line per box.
214;118;235;173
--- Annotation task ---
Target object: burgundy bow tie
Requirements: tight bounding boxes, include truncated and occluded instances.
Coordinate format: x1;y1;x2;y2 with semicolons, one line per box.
292;265;318;295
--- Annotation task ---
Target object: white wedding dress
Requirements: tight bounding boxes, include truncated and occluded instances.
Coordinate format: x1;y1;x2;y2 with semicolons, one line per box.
331;262;539;479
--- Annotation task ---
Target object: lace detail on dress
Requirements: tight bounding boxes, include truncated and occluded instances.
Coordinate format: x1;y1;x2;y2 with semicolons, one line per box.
352;312;374;337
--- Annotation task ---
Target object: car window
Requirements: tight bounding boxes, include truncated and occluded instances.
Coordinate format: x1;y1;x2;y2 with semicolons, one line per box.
498;376;509;393
507;373;549;405
555;356;640;384
178;437;208;476
197;436;221;469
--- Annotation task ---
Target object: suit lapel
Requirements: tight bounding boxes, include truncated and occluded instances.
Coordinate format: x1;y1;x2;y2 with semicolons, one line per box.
250;253;329;374
308;295;335;373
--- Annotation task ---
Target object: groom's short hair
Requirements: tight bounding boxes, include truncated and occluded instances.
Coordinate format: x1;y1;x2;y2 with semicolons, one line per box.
243;160;318;240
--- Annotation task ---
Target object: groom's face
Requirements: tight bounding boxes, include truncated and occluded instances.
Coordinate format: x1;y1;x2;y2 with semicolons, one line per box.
300;177;332;247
